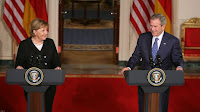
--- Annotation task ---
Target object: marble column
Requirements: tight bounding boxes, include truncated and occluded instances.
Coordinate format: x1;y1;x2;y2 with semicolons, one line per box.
47;0;59;50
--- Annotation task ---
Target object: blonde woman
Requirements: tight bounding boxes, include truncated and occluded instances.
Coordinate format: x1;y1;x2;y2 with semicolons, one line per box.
15;18;61;112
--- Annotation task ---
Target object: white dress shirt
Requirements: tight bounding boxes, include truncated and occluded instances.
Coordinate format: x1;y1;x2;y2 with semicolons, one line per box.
152;31;164;50
34;43;43;51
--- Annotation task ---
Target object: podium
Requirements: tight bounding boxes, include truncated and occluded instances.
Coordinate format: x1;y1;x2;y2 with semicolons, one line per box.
124;69;184;112
6;68;65;112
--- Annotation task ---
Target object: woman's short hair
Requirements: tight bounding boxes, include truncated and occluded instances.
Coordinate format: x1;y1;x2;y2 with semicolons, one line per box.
29;18;48;37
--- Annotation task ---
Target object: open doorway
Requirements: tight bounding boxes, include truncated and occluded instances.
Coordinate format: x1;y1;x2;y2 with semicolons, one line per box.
59;0;119;66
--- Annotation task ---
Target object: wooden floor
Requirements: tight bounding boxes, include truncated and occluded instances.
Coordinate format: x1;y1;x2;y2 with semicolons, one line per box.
61;50;115;64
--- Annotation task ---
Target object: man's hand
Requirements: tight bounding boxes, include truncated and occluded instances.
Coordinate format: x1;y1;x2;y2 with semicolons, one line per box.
121;67;130;76
16;66;24;69
54;66;61;70
176;66;183;71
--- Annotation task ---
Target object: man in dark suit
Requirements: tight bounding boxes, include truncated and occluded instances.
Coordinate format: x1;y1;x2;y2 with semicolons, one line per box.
121;14;184;112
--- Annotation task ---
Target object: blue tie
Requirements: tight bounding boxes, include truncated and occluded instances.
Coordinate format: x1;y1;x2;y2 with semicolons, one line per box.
152;38;159;61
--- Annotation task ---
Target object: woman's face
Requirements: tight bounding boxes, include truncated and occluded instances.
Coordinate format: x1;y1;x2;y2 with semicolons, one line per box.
34;26;48;41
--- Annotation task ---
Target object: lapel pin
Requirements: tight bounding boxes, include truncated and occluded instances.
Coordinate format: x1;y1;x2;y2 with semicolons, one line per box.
164;43;166;45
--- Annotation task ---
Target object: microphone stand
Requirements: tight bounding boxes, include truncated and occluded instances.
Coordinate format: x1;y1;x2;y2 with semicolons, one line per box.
156;55;162;68
149;55;155;68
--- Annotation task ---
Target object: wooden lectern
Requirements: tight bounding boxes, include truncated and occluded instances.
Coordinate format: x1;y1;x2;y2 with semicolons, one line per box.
6;69;65;112
124;70;184;112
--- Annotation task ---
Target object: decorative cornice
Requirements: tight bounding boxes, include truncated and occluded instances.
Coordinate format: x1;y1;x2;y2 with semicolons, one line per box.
183;18;200;25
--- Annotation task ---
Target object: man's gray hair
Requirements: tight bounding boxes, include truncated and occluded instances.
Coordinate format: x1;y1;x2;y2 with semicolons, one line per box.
150;14;166;26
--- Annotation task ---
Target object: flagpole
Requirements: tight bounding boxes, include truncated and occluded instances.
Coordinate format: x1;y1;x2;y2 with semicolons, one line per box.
13;39;16;64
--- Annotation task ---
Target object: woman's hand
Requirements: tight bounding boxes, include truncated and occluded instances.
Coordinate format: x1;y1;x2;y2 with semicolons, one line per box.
54;66;61;70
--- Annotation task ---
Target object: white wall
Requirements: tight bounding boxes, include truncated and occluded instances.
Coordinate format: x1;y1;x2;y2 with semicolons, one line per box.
0;0;13;60
128;0;138;57
47;0;59;50
173;0;200;39
119;0;132;61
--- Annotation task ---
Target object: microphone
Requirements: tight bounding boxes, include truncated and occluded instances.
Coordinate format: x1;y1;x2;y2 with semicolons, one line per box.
156;55;162;68
149;55;155;68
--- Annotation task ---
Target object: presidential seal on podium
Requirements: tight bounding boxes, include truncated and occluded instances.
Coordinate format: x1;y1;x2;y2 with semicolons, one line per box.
25;67;44;86
147;68;166;86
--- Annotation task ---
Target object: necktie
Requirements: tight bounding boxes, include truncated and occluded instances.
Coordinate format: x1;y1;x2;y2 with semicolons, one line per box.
152;38;159;61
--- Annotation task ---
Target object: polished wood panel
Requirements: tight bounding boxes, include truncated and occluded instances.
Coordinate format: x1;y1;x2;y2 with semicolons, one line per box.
148;93;160;112
113;0;120;64
30;92;43;112
143;93;160;112
59;0;64;55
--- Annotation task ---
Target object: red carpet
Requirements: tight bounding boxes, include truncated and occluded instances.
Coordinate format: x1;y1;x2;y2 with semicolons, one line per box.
0;75;200;112
168;76;200;112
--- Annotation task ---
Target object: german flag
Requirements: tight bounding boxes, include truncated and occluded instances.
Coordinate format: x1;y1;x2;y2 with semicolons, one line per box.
23;0;48;37
155;0;172;33
130;0;172;34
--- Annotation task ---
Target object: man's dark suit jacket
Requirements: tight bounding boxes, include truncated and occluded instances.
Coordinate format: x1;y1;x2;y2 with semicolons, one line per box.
127;31;184;70
126;31;184;112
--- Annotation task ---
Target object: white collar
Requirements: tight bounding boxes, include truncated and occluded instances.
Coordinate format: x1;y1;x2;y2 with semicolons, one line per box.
153;31;164;40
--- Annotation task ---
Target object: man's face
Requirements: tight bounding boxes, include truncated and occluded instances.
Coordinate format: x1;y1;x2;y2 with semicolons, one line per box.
150;19;166;37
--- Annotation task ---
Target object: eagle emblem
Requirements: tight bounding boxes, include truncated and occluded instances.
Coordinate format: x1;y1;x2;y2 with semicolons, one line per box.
147;68;166;86
29;70;40;82
25;67;44;86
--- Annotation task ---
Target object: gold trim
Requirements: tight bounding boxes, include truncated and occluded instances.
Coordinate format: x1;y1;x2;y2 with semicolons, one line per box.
63;44;113;51
183;56;200;61
0;73;6;77
0;73;124;78
183;18;200;25
184;75;200;79
65;74;124;78
64;19;113;29
184;47;200;49
1;73;200;79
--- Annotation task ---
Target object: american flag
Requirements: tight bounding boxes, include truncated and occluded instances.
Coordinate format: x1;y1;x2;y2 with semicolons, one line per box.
130;0;172;35
3;0;28;44
130;0;155;35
